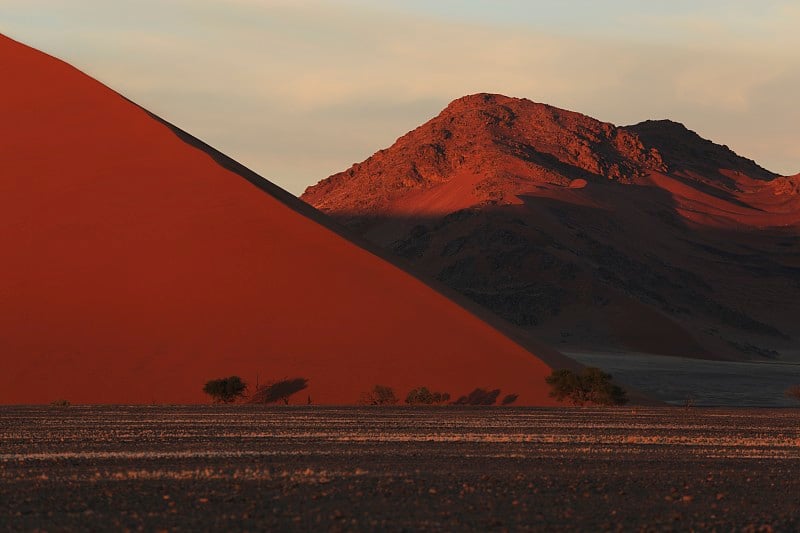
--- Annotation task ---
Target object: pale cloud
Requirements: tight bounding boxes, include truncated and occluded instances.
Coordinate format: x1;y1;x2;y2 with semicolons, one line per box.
1;0;798;193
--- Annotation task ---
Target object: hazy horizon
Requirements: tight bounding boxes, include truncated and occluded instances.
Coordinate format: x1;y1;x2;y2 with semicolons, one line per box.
3;0;799;194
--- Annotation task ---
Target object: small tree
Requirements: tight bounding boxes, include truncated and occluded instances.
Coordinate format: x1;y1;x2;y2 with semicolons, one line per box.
360;385;398;405
545;367;628;406
406;387;451;405
786;385;800;403
545;369;582;403
249;378;309;405
203;376;247;403
454;388;501;405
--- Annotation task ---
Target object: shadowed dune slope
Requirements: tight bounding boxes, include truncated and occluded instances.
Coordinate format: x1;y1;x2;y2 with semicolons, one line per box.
0;36;562;405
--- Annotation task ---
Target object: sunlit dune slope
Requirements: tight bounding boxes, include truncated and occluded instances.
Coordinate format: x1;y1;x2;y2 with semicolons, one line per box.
0;35;562;405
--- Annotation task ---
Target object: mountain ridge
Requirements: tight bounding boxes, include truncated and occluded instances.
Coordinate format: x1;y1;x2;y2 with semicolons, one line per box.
302;92;800;360
304;93;796;222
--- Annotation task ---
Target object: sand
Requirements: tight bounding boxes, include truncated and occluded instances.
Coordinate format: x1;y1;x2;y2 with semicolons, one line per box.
0;35;558;405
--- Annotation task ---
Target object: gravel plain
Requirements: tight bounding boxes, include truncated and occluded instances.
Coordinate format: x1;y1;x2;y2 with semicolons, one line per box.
1;406;799;531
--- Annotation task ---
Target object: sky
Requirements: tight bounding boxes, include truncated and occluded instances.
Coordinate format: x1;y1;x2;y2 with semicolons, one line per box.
2;0;799;194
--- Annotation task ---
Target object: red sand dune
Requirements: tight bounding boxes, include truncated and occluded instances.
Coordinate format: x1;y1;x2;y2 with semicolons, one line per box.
0;36;566;405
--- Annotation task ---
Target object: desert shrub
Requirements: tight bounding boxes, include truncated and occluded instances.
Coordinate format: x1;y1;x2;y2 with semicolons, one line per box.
786;385;800;403
546;369;582;402
545;367;628;406
405;387;451;405
203;376;247;403
50;399;70;407
454;388;501;405
359;385;398;405
501;393;519;406
249;377;309;405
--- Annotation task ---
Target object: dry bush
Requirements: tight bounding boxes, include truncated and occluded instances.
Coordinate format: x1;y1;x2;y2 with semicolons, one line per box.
359;385;398;405
405;387;450;405
545;367;628;406
202;376;247;403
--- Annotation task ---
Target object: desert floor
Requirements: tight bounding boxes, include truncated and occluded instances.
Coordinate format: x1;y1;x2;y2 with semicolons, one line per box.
1;406;799;531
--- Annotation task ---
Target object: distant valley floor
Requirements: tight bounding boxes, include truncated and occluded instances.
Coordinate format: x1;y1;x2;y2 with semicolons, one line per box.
567;350;800;407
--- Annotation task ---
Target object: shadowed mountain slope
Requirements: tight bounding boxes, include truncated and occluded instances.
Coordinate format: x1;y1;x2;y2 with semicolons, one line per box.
303;93;800;360
0;38;568;405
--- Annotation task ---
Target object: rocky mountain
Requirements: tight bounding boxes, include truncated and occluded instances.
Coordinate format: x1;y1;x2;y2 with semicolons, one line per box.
303;93;800;360
0;39;568;404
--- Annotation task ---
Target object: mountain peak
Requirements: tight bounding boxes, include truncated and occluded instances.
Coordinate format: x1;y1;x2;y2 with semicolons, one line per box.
302;93;665;215
438;93;606;133
628;119;776;183
441;92;548;115
633;118;691;130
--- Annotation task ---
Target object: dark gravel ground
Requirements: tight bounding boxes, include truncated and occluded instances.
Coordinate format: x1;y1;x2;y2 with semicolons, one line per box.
1;406;799;531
